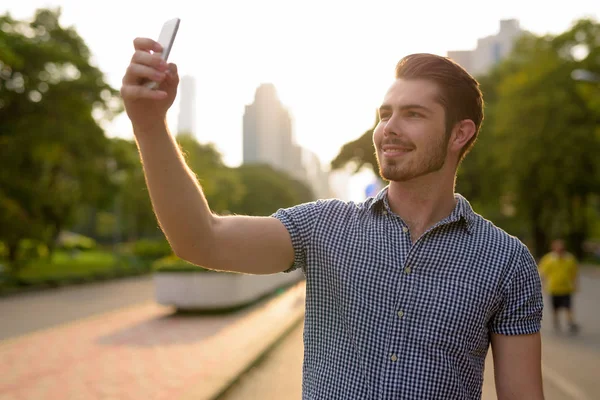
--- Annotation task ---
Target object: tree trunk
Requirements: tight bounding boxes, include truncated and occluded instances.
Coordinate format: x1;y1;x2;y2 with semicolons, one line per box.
46;220;63;259
531;208;547;259
567;231;586;261
566;194;588;261
5;242;22;282
7;242;18;265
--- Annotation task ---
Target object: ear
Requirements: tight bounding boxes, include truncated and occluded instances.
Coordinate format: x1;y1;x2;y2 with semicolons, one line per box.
450;119;476;154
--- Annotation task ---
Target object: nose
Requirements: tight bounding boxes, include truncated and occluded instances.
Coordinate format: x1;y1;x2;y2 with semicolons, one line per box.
382;116;399;137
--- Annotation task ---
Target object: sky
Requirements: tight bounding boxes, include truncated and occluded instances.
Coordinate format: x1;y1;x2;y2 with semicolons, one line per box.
3;0;599;199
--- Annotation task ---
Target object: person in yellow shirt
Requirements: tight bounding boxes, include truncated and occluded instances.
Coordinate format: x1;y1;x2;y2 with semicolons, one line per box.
538;239;580;334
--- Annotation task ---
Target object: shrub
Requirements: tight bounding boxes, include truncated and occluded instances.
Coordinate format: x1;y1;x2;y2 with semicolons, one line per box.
131;238;173;260
58;233;97;252
18;239;50;260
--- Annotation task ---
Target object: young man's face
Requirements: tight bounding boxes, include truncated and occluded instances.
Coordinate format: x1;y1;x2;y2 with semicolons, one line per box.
373;78;450;182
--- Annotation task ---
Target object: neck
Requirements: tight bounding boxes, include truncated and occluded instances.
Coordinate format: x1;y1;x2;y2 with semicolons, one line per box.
386;169;457;240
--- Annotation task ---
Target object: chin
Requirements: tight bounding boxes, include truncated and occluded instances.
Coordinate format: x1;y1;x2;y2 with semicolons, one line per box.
380;167;412;182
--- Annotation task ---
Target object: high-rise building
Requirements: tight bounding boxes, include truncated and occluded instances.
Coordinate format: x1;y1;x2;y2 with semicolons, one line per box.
447;19;524;77
302;149;332;199
243;83;306;182
177;75;196;135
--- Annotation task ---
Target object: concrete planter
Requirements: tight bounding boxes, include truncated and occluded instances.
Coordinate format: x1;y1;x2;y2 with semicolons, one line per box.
154;269;304;310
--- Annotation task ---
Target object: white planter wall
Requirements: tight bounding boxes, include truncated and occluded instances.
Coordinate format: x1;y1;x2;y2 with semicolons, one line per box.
154;269;304;310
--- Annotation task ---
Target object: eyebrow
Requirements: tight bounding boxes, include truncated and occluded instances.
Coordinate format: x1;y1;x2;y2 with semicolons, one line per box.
378;104;433;114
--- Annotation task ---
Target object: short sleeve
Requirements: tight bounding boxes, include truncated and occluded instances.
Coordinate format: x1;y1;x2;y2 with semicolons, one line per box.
490;244;544;335
271;199;326;274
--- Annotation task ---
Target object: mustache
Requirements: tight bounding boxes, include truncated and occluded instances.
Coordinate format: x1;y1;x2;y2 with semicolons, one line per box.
381;138;415;148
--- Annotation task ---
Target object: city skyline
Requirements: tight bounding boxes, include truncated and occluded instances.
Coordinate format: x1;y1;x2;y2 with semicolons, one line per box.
242;83;333;199
177;75;197;135
3;1;597;172
448;19;524;76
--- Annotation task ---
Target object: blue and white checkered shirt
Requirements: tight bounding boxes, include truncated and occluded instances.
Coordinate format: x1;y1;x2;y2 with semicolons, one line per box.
273;186;544;400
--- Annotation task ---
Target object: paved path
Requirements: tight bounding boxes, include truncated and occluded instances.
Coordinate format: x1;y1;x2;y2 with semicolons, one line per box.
0;281;306;400
220;268;600;399
0;275;155;340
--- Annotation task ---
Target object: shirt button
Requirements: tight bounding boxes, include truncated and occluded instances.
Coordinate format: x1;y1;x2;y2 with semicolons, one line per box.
390;354;398;362
402;227;408;233
382;210;388;216
404;266;412;274
397;310;404;318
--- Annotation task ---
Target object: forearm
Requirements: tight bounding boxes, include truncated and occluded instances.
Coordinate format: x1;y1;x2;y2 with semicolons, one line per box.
133;121;215;260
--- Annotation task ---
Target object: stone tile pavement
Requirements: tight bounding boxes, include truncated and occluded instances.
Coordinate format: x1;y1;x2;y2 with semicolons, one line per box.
0;282;306;400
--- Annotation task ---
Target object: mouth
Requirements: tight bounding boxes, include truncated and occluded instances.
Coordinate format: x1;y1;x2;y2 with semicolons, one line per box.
382;145;412;158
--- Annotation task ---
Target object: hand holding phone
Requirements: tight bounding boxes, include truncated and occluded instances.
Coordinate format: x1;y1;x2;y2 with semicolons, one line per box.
145;18;180;90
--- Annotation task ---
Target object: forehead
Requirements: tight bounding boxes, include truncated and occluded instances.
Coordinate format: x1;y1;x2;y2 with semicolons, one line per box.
381;78;442;110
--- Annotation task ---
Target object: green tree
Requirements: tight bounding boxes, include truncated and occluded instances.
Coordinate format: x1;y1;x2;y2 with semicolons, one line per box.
0;8;120;268
330;111;381;177
232;164;315;216
103;138;161;242
329;18;600;258
485;18;600;257
177;134;246;214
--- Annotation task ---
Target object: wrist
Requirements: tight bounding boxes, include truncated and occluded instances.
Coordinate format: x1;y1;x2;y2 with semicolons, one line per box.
132;118;169;137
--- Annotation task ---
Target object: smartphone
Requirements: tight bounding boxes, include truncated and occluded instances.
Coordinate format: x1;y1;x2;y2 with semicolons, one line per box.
145;18;181;89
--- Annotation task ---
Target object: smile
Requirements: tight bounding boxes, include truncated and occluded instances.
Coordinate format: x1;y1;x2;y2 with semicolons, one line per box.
382;147;412;157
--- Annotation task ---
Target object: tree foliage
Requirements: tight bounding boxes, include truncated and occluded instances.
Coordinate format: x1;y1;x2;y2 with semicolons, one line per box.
330;111;380;176
331;18;600;257
0;8;120;267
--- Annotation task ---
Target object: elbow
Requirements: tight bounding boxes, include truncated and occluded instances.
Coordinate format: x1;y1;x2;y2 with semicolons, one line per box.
172;242;212;268
172;245;193;263
171;215;218;266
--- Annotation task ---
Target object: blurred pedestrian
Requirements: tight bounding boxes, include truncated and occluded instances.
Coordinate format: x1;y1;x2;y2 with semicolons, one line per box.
539;239;580;334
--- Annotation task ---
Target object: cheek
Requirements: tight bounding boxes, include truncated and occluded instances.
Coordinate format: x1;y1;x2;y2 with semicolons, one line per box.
373;126;384;147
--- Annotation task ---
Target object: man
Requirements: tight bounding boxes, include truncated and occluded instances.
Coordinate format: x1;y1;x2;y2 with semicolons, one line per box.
121;38;544;399
539;239;580;334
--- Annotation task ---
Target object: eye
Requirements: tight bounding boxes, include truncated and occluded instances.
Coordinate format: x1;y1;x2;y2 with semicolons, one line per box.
379;112;391;121
407;111;422;118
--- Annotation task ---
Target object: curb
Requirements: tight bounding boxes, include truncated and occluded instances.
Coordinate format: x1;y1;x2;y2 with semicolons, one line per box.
177;281;306;400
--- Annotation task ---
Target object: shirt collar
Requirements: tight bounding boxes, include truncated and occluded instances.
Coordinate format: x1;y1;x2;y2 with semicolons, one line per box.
367;185;476;234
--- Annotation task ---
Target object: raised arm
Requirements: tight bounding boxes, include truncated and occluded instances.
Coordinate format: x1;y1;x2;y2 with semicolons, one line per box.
120;37;294;274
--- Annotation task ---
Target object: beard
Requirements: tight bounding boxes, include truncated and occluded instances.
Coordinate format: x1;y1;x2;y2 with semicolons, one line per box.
376;134;449;182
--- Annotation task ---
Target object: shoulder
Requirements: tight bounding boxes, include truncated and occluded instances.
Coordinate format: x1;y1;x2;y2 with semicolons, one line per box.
538;253;554;265
454;194;525;258
461;206;540;290
469;211;528;260
565;252;578;263
273;196;375;222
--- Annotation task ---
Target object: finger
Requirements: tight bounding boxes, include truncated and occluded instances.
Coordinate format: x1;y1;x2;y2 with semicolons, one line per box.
131;50;168;71
121;84;168;100
164;63;180;85
123;63;166;85
133;37;162;53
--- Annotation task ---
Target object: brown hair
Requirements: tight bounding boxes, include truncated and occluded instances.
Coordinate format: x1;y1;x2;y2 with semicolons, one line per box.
395;53;484;161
